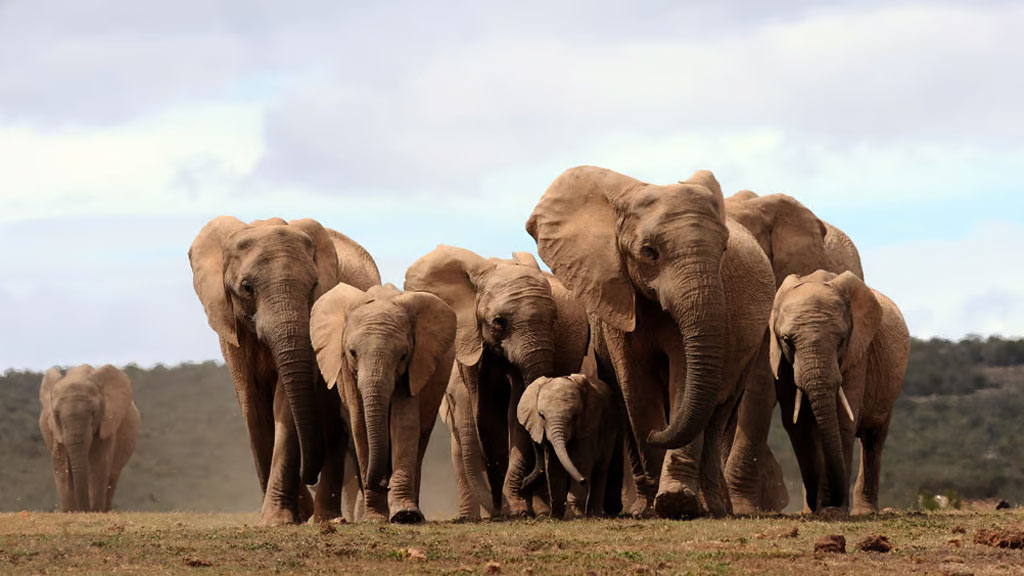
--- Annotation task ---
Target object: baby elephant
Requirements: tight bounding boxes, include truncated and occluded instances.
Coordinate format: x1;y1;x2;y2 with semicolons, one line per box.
770;270;909;515
311;283;456;523
39;365;141;512
517;374;623;519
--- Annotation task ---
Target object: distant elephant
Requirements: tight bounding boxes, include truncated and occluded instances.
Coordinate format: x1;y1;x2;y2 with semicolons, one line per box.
723;191;865;514
405;248;589;518
517;373;623;519
189;216;380;525
770;271;909;514
39;365;140;512
310;283;455;523
528;166;775;519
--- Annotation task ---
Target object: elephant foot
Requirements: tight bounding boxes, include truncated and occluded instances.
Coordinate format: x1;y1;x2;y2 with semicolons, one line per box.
390;507;425;524
503;498;531;518
654;487;702;520
297;488;315;523
362;510;389;523
259;505;301;527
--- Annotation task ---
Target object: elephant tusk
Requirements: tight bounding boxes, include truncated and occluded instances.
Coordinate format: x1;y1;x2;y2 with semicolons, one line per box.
792;388;803;425
838;388;855;423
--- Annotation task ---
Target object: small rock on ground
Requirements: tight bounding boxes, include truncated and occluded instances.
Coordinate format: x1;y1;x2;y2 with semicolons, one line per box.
856;534;893;553
814;534;847;554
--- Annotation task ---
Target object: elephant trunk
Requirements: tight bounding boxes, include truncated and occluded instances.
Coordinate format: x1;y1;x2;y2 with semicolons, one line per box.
521;442;546;494
518;345;554;388
457;401;497;515
547;420;586;485
808;387;846;509
264;294;324;486
66;433;92;511
648;256;727;449
359;363;393;493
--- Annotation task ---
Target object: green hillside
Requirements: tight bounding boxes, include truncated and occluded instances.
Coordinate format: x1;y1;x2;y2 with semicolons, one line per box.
3;336;1022;516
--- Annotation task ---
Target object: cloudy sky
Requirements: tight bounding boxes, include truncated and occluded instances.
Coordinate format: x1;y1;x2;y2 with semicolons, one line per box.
1;0;1022;369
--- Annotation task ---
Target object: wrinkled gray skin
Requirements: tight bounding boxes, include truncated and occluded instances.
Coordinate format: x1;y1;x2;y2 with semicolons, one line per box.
406;248;589;518
517;374;623;519
39;365;140;512
528;167;775;519
723;191;864;514
189;216;380;526
311;283;456;523
770;271;909;515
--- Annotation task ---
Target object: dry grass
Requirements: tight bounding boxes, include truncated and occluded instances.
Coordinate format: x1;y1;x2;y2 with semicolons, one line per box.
1;510;1022;574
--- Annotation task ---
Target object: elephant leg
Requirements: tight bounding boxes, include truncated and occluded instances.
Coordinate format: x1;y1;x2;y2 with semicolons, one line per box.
852;424;888;515
726;339;784;514
450;425;481;520
700;398;739;518
259;389;303;526
503;381;533;517
50;446;73;512
313;440;343;523
656;434;704;519
388;392;424;524
341;451;361;522
88;437;113;513
222;340;274;494
601;433;624;517
545;448;568;520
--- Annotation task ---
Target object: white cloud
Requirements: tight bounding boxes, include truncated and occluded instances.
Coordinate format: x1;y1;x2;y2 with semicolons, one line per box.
863;222;1024;339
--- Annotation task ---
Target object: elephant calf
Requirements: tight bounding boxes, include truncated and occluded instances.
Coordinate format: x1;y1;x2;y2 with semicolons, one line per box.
39;365;141;512
517;374;623;519
310;283;456;523
770;270;909;515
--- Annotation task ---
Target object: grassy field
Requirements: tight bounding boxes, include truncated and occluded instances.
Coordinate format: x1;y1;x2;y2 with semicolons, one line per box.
1;510;1022;575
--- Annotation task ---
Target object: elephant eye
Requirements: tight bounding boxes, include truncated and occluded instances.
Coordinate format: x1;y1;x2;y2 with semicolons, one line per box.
240;280;255;297
349;348;358;359
400;352;408;362
538;410;545;420
491;316;507;330
639;244;660;263
781;335;795;352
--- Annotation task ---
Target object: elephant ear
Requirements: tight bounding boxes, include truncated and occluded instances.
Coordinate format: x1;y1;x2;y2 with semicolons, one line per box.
93;365;133;440
39;368;62;444
681;170;727;226
310;282;370;390
327;228;382;291
405;245;493;366
511;252;542;270
830;271;882;372
517;377;549;444
397;291;457;396
527;166;638;332
288;219;341;301
769;274;804;379
189;216;246;346
727;189;759;203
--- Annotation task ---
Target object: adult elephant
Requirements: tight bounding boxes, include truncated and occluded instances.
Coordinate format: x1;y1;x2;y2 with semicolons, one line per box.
723;191;864;514
39;365;140;512
527;166;775;518
310;283;456;523
189;216;380;525
405;248;589;517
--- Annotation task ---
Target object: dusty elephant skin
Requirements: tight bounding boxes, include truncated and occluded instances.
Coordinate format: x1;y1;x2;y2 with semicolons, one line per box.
527;166;775;519
517;374;624;519
189;216;381;526
771;270;910;514
310;283;456;523
39;364;140;512
723;191;865;515
405;247;590;519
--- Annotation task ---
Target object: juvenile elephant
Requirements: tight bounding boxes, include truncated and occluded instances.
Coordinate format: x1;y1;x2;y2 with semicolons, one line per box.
723;191;865;514
528;167;775;519
39;365;140;512
310;283;455;523
770;271;909;514
189;216;380;525
405;248;589;518
517;373;623;519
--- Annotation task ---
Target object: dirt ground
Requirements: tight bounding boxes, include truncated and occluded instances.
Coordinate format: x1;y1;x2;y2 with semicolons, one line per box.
0;509;1021;575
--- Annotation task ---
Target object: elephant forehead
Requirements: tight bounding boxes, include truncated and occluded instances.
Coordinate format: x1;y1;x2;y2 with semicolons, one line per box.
347;300;412;333
227;225;314;254
538;379;580;406
779;285;849;329
486;266;553;300
626;184;719;220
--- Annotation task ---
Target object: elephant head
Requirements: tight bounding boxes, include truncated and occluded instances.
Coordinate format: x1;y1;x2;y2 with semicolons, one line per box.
189;216;341;485
40;365;133;511
517;374;605;486
725;192;831;287
769;270;882;509
528;166;729;450
310;283;456;492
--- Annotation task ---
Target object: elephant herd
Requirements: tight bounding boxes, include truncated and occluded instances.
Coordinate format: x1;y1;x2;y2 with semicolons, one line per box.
39;165;910;524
